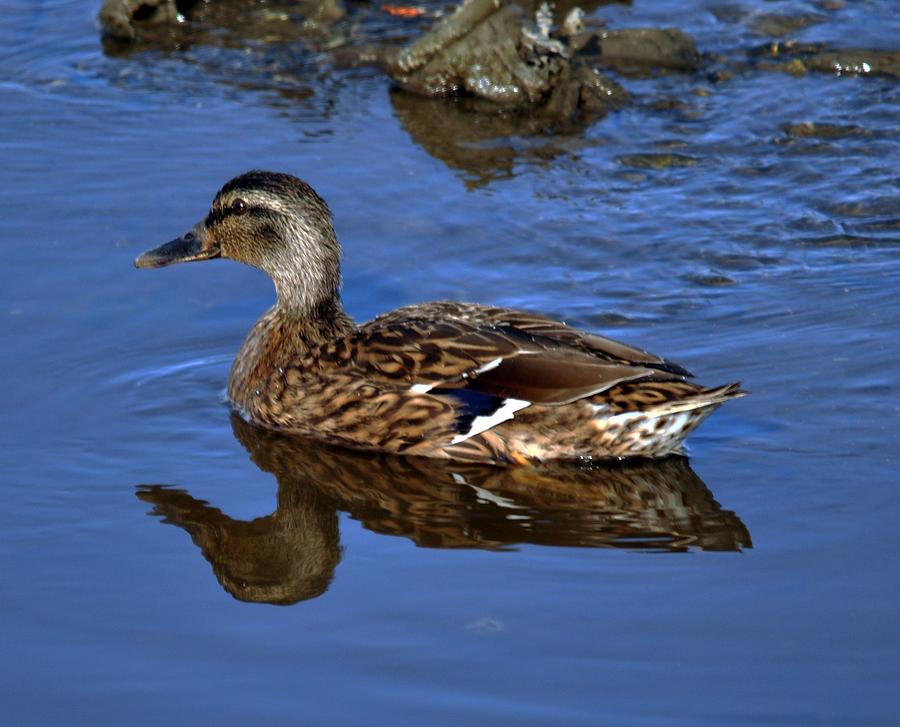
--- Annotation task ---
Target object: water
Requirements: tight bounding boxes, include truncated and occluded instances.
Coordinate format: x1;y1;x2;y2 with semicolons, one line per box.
2;0;898;723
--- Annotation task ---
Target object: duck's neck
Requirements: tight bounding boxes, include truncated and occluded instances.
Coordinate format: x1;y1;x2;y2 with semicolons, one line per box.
227;289;355;415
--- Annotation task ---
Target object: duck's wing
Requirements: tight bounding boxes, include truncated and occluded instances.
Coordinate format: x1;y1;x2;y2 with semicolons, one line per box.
370;301;692;377
313;304;686;407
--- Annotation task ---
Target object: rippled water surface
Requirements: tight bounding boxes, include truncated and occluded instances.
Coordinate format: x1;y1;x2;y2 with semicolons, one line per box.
2;0;899;724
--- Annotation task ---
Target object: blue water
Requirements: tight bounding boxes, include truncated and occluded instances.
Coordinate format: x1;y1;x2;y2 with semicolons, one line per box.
1;0;898;724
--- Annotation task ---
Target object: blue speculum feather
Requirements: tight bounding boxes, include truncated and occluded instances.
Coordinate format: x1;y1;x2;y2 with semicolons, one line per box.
431;388;507;435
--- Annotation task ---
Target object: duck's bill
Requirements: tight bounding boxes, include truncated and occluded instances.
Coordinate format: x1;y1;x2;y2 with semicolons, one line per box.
134;231;220;269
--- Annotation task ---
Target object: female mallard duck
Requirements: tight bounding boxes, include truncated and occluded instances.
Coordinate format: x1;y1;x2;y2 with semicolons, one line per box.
135;171;744;464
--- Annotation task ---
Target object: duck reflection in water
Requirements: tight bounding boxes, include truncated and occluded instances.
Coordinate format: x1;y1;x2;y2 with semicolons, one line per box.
136;414;751;605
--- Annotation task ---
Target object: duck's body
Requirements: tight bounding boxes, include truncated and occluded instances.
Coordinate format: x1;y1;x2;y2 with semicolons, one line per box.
136;171;744;465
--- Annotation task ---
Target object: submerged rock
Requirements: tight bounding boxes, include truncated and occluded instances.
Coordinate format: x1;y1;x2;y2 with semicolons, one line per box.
616;153;699;169
748;13;826;38
575;27;700;74
99;0;345;45
751;41;900;78
782;121;869;140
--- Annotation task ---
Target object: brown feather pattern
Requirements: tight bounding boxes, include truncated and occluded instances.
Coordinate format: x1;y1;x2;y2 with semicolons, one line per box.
229;301;744;463
136;171;745;465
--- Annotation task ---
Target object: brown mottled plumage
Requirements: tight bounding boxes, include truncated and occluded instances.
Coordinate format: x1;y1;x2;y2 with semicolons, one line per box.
135;170;745;464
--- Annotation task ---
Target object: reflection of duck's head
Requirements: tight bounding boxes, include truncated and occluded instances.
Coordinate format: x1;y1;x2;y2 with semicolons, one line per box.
134;171;342;317
136;482;341;606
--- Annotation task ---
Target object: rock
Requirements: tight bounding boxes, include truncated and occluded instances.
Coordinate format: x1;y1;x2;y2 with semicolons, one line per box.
543;61;628;122
99;0;345;45
576;28;700;74
616;153;699;170
805;49;900;77
751;41;900;78
383;0;627;121
385;0;569;105
782;122;869;140
99;0;185;41
748;13;826;38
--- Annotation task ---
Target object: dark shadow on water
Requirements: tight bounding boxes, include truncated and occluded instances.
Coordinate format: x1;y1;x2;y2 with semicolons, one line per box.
389;90;575;190
135;414;751;606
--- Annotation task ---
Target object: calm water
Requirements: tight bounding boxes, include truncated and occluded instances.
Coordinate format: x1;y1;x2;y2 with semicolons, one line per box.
2;0;899;724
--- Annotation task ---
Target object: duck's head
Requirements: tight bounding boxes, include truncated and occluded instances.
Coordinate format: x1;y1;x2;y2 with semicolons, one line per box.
135;171;342;314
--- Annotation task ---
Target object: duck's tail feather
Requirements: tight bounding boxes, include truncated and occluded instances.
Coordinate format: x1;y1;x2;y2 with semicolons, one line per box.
644;382;746;416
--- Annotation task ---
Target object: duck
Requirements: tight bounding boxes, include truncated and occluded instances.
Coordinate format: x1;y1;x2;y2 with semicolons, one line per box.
135;170;744;465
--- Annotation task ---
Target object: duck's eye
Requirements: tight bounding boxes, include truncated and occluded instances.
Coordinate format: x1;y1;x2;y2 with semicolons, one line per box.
230;198;247;215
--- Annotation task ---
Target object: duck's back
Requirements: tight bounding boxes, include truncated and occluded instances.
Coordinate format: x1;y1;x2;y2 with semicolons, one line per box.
230;302;743;464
